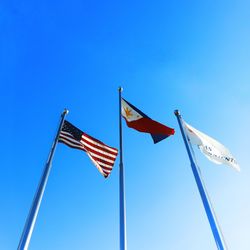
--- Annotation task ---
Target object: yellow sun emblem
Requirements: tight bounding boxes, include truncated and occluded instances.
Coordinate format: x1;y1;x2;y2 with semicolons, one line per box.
123;107;133;118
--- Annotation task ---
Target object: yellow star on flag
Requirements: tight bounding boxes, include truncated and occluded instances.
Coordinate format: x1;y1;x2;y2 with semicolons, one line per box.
123;107;133;118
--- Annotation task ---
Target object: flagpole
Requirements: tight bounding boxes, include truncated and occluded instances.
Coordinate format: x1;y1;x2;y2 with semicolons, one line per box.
118;87;127;250
174;110;226;250
17;109;69;250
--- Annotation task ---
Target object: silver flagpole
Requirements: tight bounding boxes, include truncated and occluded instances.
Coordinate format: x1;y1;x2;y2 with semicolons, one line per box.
174;110;227;250
17;109;69;250
118;87;127;250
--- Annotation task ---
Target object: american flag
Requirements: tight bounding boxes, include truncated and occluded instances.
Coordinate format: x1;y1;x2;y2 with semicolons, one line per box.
58;120;118;178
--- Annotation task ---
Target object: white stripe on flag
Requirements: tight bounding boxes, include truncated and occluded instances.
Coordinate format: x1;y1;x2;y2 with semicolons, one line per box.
81;134;118;153
80;139;117;158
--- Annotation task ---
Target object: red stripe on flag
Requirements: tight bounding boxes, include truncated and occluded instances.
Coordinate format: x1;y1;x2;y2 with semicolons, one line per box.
81;135;118;155
125;117;175;135
82;147;117;163
82;133;118;153
90;155;114;167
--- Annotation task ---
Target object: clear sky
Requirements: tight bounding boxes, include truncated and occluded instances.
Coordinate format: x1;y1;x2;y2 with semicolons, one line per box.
1;0;250;249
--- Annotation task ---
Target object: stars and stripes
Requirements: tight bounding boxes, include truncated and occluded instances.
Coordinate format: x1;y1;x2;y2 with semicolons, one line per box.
58;120;118;178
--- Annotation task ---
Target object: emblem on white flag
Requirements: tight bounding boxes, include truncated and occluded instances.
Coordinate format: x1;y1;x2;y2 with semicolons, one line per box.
183;121;240;171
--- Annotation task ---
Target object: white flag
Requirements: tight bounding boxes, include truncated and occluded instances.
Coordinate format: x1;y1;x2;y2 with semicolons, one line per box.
183;121;240;171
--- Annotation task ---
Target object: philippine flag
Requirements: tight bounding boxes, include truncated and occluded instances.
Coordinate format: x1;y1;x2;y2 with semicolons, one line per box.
121;98;175;143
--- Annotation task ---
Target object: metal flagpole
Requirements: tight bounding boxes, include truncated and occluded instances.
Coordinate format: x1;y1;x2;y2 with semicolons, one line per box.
17;109;69;250
118;87;127;250
174;110;226;250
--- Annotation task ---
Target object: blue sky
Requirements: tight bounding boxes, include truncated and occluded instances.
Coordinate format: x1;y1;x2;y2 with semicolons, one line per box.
1;0;250;249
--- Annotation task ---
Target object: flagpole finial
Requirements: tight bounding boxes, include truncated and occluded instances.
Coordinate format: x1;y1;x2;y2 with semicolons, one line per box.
63;109;69;116
174;109;180;116
118;86;123;92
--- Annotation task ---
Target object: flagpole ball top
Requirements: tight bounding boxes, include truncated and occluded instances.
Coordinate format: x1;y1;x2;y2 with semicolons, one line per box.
63;109;69;115
118;86;123;92
174;110;180;116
